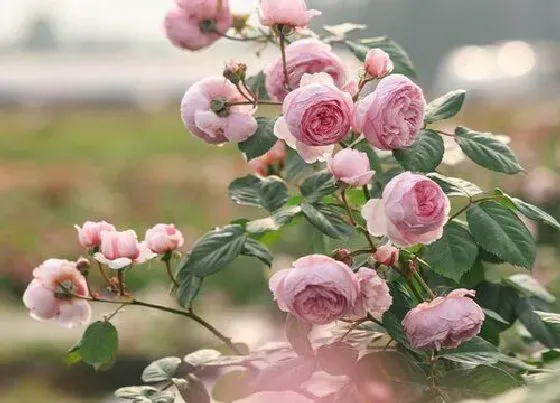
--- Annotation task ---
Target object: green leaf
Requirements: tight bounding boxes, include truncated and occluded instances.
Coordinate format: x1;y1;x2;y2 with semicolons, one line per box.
467;202;536;268
428;173;483;197
393;129;444;172
142;357;182;383
77;321;118;366
352;36;416;78
176;274;203;308
508;197;560;231
536;311;560;325
238;117;277;161
506;274;555;303
212;370;251;402
381;311;412;348
301;203;354;239
241;238;273;267
424;221;478;282
179;226;247;277
284;148;312;183
115;386;158;399
475;281;519;325
300;172;338;203
516;297;560;349
424;90;466;124
455;126;523;174
176;375;211;403
246;205;302;235
229;174;289;212
245;71;269;100
323;23;367;37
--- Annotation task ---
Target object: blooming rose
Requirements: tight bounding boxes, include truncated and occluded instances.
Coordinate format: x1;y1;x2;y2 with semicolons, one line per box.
327;148;374;186
181;77;258;145
373;243;399;267
361;172;450;247
259;0;320;28
402;289;484;350
269;255;359;325
74;220;116;249
94;230;156;269
247;141;286;176
265;39;348;101
351;268;392;319
364;49;393;79
164;0;232;52
145;223;184;254
23;259;91;327
274;73;353;163
354;74;425;150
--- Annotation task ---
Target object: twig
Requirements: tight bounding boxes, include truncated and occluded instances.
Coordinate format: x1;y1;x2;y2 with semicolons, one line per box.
226;100;282;107
413;271;436;300
96;261;112;287
164;258;179;288
341;189;357;226
278;27;291;91
117;270;125;296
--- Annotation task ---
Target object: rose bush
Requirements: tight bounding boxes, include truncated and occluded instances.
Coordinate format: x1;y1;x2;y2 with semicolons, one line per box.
21;1;560;402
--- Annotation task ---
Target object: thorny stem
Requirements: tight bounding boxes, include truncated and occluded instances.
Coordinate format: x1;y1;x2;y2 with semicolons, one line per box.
236;82;255;103
413;270;436;300
164;258;180;288
341;189;377;250
353;77;373;102
341;189;357;227
278;28;292;91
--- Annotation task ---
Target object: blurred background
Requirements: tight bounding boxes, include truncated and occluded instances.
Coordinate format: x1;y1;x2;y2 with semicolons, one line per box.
1;0;559;401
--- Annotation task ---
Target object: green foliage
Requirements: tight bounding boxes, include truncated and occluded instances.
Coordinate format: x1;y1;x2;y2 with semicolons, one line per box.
516;297;560;348
284;148;312;183
499;193;560;231
246;205;302;235
455;126;524;174
238;117;277;160
245;71;269;100
301;203;354;239
229;174;289;212
467;201;536;269
428;173;483;197
241;238;273;267
347;36;417;77
424;90;466;124
72;321;118;368
300;171;338;203
505;274;556;303
439;337;529;369
176;274;203;308
142;357;182;383
393;129;444;172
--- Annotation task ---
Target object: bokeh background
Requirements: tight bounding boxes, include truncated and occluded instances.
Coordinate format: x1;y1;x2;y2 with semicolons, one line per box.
1;0;560;401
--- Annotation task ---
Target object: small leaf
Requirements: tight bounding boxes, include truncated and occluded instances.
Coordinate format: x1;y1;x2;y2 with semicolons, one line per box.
350;37;416;77
246;205;302;235
393;129;444;172
467;202;536;268
286;314;313;357
245;71;269;101
177;375;211;403
241;238;273;267
508;196;560;231
284;148;312;183
142;357;182;383
424;90;466;124
535;311;560;325
301;203;354;239
300;172;338;203
323;23;367;37
439;337;500;366
506;274;555;303
439;365;523;399
212;370;251;402
455;126;523;174
428;173;483;197
176;274;203;308
475;281;519;325
78;321;118;366
516;297;560;349
184;349;222;367
424;221;478;282
229;174;289;212
238;117;277;160
115;386;158;399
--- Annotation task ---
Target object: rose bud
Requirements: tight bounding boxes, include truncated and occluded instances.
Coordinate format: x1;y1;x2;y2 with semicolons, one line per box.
354;74;425;150
247;140;286;176
74;220;116;249
361;172;450;247
269;255;359;325
23;259;91;327
351;268;392;319
328;148;375;187
364;49;393;79
265;39;348;101
181;77;258;145
373;243;399;267
258;0;321;29
145;223;184;254
402;289;485;350
94;230;156;269
223;61;247;84
164;0;232;52
331;248;353;266
274;73;353;163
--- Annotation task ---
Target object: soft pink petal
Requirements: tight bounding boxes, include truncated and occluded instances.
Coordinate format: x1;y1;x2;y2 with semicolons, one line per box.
361;199;387;237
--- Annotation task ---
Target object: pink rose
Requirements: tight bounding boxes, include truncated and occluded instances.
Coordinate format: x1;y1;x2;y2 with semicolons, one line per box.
269;255;359;325
274;73;353;163
373;243;399;267
181;77;258;145
354;74;425;150
94;230;156;269
351;268;392;319
164;0;232;52
145;223;184;254
247;140;286;176
364;49;393;79
327;148;374;186
361;172;450;247
402;289;485;350
74;220;116;249
23;259;91;327
258;0;321;28
265;39;348;101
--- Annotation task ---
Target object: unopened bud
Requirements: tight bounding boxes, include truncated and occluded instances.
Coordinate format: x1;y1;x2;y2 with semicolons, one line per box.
223;61;247;84
76;257;91;276
373;244;399;267
332;248;352;266
232;14;250;33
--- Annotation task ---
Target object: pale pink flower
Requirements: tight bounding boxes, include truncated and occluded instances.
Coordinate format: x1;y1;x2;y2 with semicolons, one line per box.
361;172;450;247
269;255;359;325
164;0;232;52
265;39;348;101
364;49;393;79
247;141;286;176
74;220;116;249
373;243;399;267
23;259;91;327
327;148;374;186
94;230;156;269
402;289;485;350
354;74;425;150
181;77;258;145
145;224;184;254
258;0;321;28
351;268;392;319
